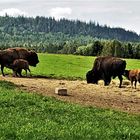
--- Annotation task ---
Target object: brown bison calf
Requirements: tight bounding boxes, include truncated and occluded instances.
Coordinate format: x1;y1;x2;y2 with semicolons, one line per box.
12;59;31;77
124;69;140;88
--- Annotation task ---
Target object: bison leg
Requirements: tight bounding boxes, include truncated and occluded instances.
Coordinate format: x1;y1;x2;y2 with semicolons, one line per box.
27;68;31;77
130;80;133;88
25;69;28;77
104;77;111;86
15;71;19;77
118;75;123;88
12;70;17;77
104;80;111;86
17;69;22;77
1;65;5;76
104;81;108;86
134;80;137;89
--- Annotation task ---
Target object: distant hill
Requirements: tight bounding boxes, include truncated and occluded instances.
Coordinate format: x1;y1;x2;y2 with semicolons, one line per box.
0;16;139;42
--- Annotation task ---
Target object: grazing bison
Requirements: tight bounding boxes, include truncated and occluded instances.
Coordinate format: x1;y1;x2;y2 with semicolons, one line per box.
86;56;126;88
0;47;39;76
11;59;31;77
123;69;140;88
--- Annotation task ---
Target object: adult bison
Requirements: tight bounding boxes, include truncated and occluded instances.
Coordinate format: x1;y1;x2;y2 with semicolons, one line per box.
86;56;126;88
0;47;39;76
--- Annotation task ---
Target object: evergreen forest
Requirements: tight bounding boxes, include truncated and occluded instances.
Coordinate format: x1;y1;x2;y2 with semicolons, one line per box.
0;16;140;58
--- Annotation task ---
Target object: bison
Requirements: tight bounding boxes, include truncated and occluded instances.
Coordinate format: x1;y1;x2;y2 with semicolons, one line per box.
0;47;39;76
11;59;31;77
86;56;126;88
123;69;140;88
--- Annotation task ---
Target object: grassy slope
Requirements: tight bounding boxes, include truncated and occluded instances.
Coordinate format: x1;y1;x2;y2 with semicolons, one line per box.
0;81;140;140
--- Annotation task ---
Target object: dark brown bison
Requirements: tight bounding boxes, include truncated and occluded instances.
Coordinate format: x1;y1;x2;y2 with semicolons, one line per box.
123;69;140;88
0;47;39;76
11;59;31;77
86;56;126;88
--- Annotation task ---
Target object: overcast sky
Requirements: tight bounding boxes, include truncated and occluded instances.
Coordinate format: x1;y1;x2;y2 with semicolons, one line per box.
0;0;140;34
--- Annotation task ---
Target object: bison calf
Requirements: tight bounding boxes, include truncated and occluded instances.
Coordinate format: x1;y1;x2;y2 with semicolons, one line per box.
124;69;140;88
11;59;31;77
0;47;39;76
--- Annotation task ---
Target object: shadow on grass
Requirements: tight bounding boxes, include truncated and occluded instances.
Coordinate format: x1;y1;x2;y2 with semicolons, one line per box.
0;80;17;90
31;75;50;79
3;73;84;81
16;74;84;81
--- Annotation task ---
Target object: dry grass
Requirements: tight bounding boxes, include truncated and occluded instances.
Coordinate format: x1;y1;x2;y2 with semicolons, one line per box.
1;76;140;114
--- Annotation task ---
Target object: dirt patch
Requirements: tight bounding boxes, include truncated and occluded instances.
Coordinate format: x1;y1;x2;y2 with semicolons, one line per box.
1;75;140;114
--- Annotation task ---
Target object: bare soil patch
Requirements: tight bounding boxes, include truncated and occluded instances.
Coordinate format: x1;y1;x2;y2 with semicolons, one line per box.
1;75;140;114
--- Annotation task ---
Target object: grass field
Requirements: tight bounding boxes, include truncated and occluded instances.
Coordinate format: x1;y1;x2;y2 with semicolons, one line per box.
31;53;93;80
1;54;140;139
28;54;140;79
4;53;140;79
0;80;140;140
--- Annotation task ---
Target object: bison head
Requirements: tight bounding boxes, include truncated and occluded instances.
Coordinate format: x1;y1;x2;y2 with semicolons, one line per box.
27;51;39;67
86;70;98;84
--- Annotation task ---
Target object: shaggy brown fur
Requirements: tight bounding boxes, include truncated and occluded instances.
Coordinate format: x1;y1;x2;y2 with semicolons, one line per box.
86;56;126;88
0;47;39;76
11;59;31;77
124;69;140;88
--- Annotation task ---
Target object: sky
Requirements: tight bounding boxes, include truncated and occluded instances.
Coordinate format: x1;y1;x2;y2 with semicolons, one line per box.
0;0;140;34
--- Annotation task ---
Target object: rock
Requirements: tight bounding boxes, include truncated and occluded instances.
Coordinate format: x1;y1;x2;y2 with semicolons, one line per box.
55;88;68;96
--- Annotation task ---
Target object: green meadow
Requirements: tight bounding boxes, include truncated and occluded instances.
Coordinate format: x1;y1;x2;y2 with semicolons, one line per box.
4;53;140;79
1;54;140;139
31;53;93;79
0;80;140;140
31;53;140;79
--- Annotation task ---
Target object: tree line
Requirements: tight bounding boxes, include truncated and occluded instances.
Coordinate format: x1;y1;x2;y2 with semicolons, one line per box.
0;30;139;59
75;40;140;59
0;16;140;59
0;16;140;42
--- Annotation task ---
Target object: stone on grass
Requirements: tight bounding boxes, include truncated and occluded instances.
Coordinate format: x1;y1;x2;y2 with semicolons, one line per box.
55;88;68;96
